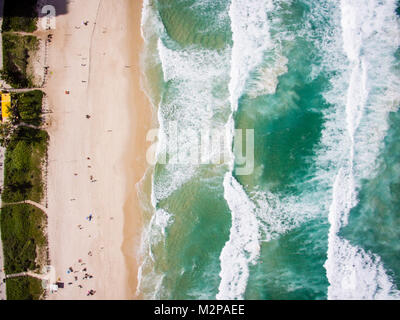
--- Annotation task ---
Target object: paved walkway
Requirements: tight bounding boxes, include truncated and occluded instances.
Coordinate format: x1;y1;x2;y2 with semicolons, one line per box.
0;88;43;93
5;271;48;281
1;200;48;214
0;146;6;300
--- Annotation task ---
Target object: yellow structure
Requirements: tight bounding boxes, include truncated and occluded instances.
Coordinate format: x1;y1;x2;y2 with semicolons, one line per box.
1;92;11;122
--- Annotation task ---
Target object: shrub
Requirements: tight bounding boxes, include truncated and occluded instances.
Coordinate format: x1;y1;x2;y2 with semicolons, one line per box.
2;127;48;203
1;33;39;88
6;276;44;300
1;204;47;274
2;0;39;33
11;91;44;126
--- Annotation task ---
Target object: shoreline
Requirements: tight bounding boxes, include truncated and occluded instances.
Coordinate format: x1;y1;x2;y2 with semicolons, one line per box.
45;0;150;299
122;0;152;299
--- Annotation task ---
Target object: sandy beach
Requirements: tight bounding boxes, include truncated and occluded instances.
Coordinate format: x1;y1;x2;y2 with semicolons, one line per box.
45;0;150;299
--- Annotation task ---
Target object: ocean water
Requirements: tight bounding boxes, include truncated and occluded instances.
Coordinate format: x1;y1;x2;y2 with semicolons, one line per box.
137;0;400;300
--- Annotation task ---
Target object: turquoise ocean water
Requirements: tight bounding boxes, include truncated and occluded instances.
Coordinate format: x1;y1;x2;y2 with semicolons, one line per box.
137;0;400;299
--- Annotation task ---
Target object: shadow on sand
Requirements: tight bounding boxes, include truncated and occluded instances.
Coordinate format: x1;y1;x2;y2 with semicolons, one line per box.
1;0;68;21
38;0;68;18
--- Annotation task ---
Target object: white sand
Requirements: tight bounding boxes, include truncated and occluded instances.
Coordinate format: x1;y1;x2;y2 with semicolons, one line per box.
44;0;147;299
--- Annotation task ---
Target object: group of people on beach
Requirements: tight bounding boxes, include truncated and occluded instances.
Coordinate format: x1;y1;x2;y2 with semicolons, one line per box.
63;257;96;297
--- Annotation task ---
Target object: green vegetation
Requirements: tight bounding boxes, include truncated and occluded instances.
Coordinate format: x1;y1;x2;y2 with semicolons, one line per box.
11;90;44;126
0;90;44;146
1;33;39;88
6;276;44;300
2;0;39;33
0;105;48;301
1;204;47;274
0;0;50;301
0;122;13;146
2;127;48;203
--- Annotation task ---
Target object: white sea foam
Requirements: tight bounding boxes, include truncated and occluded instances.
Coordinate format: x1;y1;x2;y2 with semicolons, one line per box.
149;208;174;246
152;40;231;203
248;55;288;99
218;0;292;300
218;0;276;299
326;170;400;299
137;1;177;299
141;0;400;300
217;172;322;299
139;0;233;298
218;0;400;300
323;0;400;299
217;173;260;300
141;0;166;43
158;39;228;83
228;0;276;112
300;3;396;289
136;207;174;299
252;189;320;242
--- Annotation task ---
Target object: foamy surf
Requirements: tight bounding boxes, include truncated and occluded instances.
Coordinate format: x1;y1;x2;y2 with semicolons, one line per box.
217;0;280;300
137;0;400;300
228;0;276;112
326;169;400;299
324;0;400;299
217;173;260;300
